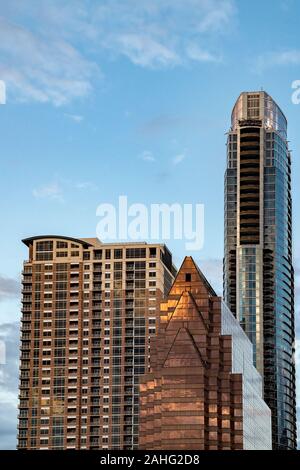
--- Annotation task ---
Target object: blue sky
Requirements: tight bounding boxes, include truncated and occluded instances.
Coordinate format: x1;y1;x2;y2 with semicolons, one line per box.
0;0;299;449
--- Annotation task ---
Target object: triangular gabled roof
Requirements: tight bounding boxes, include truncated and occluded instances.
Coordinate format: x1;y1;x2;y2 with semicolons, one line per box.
168;256;217;297
166;290;209;331
163;326;207;369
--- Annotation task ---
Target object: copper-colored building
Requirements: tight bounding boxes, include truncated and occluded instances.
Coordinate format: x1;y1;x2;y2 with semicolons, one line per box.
139;257;272;450
17;235;175;450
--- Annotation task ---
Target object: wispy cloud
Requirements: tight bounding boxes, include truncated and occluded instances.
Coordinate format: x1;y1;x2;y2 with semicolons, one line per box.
32;182;64;202
64;113;84;123
140;150;156;162
0;15;99;106
100;0;235;68
0;0;236;104
172;152;186;165
113;34;180;68
0;322;19;449
75;181;98;191
0;276;20;302
254;50;300;72
32;178;98;201
186;43;222;63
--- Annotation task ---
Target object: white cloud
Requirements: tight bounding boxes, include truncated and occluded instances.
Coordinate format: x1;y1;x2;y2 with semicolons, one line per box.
186;43;221;63
65;113;84;123
32;182;64;201
32;179;98;201
0;0;236;104
140;150;156;162
113;33;180;68
172;152;186;165
196;0;235;33
255;50;300;72
99;0;235;68
0;16;99;106
75;181;98;191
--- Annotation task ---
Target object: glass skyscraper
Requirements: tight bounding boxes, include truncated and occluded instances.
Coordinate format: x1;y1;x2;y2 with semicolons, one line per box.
224;91;297;449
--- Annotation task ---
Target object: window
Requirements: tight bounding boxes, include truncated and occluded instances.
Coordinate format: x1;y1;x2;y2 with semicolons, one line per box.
126;248;146;259
185;273;191;282
114;249;123;259
36;241;53;252
56;263;68;271
94;250;102;260
57;241;68;249
36;252;53;261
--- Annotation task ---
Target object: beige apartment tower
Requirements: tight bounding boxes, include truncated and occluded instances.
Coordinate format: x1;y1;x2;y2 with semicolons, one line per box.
18;236;175;450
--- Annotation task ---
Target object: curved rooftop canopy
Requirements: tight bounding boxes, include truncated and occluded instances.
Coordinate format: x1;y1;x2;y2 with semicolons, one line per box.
22;235;94;249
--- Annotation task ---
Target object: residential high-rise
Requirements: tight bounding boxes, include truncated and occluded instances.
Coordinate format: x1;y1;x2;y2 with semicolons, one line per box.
18;235;175;450
224;91;297;449
139;257;272;450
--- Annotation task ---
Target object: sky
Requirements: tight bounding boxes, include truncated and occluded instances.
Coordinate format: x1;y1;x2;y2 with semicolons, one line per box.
0;0;299;449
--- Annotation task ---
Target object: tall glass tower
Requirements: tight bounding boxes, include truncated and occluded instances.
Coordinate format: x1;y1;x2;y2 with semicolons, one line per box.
224;91;297;449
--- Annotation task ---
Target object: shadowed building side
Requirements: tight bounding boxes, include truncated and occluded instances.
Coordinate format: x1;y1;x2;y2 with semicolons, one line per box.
139;257;271;450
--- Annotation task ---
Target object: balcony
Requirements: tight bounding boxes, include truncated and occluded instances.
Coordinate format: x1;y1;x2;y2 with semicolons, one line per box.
21;306;32;313
92;332;101;339
22;287;32;293
93;303;102;310
20;324;31;331
21;315;31;322
90;419;100;425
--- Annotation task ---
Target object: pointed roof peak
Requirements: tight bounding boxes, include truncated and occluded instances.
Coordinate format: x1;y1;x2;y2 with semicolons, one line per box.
166;289;209;331
169;256;217;297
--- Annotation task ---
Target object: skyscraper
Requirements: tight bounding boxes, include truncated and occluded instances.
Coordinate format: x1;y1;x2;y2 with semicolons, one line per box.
139;257;272;450
224;91;297;449
18;235;175;450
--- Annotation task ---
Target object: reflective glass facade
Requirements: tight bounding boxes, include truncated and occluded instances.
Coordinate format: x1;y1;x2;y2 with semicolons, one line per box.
222;302;271;450
224;92;297;449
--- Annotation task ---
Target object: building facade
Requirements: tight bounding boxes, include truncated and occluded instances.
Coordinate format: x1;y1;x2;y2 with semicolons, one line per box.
18;236;175;450
224;91;297;449
139;257;272;450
